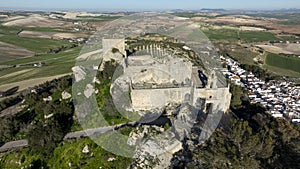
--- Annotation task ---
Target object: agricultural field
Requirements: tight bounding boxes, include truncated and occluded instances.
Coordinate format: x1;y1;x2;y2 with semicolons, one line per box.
18;30;88;40
0;47;81;87
0;34;74;54
1;15;72;28
257;43;300;55
265;53;300;75
76;15;123;22
201;25;280;43
0;42;34;62
202;27;238;42
239;31;280;43
0;25;75;55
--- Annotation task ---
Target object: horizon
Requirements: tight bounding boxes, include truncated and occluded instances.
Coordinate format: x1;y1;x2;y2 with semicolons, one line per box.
1;0;300;12
1;7;300;13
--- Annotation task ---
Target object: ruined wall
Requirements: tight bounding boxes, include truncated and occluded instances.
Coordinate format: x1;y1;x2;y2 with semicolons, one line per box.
102;39;126;56
131;88;191;110
131;86;231;113
193;87;231;112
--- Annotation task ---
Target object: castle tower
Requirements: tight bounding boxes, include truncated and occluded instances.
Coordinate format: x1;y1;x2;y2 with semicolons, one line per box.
207;70;217;89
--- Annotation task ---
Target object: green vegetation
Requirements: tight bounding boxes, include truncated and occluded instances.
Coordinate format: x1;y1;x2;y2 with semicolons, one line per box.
266;53;300;73
0;138;132;169
229;83;249;109
241;64;272;80
48;138;132;168
0;47;81;85
61;15;121;23
172;13;197;18
95;61;130;125
239;31;279;43
0;34;73;54
77;15;122;21
0;116;20;142
0;25;72;34
0;25;75;54
202;28;238;42
174;84;300;169
0;148;46;169
263;64;300;78
202;25;279;43
247;13;300;26
217;43;257;65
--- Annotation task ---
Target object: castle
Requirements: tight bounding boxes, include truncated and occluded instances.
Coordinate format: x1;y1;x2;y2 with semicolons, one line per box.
102;39;231;113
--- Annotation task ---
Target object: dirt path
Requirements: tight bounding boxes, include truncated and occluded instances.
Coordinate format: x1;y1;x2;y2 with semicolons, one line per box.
0;73;71;92
0;69;33;79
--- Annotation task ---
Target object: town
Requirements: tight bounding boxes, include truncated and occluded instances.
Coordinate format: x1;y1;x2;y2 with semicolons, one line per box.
221;55;300;123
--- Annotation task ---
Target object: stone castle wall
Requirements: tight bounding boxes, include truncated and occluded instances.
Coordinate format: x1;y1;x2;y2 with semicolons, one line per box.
131;86;231;113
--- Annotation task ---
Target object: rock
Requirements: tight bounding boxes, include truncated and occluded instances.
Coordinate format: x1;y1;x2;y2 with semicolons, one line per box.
130;128;183;169
72;66;86;82
82;145;89;153
62;91;72;100
84;84;95;98
107;157;116;162
43;96;52;102
44;113;54;119
93;77;101;84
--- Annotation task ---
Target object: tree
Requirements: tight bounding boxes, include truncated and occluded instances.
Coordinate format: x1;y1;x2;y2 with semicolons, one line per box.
0;116;19;142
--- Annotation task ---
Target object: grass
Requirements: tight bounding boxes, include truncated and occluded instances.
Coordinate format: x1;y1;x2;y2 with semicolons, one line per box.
263;64;300;78
0;47;81;85
0;34;73;54
202;28;239;42
77;15;122;21
0;148;43;169
201;24;279;43
265;53;300;74
0;25;75;55
95;80;131;125
239;31;280;43
226;45;257;65
172;13;197;18
0;46;81;65
48;138;132;169
0;25;72;34
246;13;300;26
61;15;122;23
0;139;133;169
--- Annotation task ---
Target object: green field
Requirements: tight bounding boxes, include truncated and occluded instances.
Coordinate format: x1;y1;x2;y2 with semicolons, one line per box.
0;47;81;85
0;25;74;54
266;53;300;73
0;25;71;34
239;31;280;43
0;35;73;54
202;28;239;42
202;25;280;43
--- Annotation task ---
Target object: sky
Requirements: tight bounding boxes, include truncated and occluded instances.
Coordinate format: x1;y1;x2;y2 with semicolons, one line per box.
1;0;300;11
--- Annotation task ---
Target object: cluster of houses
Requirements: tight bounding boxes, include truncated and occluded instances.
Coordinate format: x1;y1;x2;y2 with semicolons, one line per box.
220;56;300;123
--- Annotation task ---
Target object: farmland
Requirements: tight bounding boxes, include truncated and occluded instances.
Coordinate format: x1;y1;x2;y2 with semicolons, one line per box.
239;31;279;43
0;47;81;87
0;42;34;62
201;25;280;43
0;34;74;54
265;53;300;74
